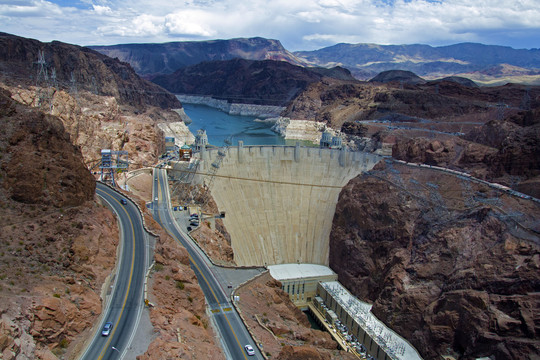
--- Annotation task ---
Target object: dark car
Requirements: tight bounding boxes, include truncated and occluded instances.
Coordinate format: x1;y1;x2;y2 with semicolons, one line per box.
120;199;127;205
101;322;113;336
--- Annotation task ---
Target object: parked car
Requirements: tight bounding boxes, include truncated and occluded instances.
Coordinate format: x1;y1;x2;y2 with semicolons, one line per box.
101;322;113;336
244;345;255;356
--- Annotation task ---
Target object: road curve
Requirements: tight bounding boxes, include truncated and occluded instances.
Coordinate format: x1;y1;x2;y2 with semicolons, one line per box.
152;168;263;360
80;183;147;360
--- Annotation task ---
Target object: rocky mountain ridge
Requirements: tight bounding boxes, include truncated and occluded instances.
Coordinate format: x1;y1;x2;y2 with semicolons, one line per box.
0;32;181;110
152;58;355;106
90;37;540;85
295;42;540;83
90;37;307;79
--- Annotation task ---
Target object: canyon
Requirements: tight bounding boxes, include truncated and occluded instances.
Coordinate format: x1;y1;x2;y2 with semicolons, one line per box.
1;31;539;360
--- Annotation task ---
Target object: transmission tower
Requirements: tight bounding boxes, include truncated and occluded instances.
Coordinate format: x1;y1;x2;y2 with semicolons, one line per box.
50;68;58;89
496;103;507;121
34;50;52;111
99;149;129;188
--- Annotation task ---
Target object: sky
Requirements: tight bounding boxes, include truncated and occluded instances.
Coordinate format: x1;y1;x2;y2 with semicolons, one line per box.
1;0;539;51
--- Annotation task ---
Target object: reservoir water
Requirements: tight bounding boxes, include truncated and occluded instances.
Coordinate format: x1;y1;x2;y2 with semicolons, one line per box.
183;103;286;147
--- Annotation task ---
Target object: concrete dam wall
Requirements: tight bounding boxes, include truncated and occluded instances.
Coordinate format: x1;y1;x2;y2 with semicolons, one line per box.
197;145;381;266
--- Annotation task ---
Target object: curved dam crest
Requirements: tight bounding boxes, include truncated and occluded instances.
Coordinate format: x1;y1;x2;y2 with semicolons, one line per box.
196;145;381;266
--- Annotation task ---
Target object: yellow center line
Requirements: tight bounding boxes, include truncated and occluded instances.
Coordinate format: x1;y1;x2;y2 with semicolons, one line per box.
96;188;137;359
155;171;250;360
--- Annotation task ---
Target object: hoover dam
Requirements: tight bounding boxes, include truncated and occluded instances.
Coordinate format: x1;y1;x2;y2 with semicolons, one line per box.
196;144;381;266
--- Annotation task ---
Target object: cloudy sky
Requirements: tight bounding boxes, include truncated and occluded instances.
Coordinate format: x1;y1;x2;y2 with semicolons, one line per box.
1;0;539;51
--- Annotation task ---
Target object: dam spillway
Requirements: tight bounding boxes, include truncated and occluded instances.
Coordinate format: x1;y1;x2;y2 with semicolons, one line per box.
196;145;381;266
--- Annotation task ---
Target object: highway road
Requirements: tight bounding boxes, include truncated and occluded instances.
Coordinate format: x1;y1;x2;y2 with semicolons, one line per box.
80;183;147;360
152;168;263;360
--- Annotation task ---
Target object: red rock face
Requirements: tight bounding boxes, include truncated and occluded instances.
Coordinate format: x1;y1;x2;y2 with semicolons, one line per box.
0;88;95;207
329;167;540;359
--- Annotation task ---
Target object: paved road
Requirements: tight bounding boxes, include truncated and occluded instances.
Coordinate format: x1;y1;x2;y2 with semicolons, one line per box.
152;168;264;360
80;183;147;360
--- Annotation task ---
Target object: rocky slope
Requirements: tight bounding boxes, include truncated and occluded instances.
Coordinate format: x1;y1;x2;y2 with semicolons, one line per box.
329;162;540;359
152;58;355;106
0;32;181;110
392;103;540;197
90;37;308;78
0;88;118;359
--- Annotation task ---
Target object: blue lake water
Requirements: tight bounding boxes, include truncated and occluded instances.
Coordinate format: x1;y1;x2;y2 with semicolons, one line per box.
183;103;286;147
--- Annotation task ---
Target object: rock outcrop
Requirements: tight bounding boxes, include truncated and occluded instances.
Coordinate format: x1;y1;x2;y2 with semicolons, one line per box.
0;88;119;359
1;88;95;207
329;164;540;359
0;32;181;110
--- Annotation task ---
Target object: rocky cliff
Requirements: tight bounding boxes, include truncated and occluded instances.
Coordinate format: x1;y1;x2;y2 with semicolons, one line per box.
152;58;354;106
0;32;181;110
329;163;540;359
0;88;118;359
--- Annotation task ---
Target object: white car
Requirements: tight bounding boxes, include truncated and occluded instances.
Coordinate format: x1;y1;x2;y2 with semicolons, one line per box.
244;344;255;356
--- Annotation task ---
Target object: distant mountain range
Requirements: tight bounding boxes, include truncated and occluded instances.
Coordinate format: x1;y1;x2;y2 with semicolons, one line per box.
295;42;540;81
90;38;540;85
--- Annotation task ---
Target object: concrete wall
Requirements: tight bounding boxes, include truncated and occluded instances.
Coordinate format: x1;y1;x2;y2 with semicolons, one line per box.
196;145;380;266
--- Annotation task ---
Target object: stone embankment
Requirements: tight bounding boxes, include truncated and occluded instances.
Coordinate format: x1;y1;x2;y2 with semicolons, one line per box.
176;95;285;118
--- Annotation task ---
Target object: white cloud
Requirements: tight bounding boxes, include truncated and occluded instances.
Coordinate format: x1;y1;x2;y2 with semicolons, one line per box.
92;5;112;15
164;10;216;37
0;0;538;49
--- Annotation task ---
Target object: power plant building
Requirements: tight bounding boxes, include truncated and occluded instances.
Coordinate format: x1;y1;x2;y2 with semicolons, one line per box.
268;264;337;308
